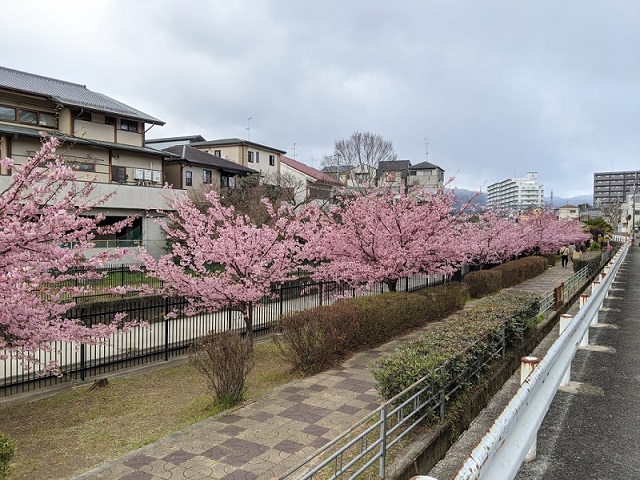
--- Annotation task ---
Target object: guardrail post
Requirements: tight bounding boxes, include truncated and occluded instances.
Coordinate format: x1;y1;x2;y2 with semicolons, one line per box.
559;314;574;387
578;295;590;347
521;356;541;462
590;280;600;325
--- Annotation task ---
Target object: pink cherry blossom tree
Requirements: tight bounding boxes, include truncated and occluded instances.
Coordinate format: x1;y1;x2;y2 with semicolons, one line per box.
138;192;306;347
519;210;589;253
305;186;471;292
0;136;133;371
465;210;529;268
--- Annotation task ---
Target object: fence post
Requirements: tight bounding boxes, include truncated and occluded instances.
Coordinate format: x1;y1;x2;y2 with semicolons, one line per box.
80;343;86;382
228;308;232;330
279;285;284;317
379;405;387;479
318;282;323;306
559;314;574;387
521;356;541;462
164;297;170;361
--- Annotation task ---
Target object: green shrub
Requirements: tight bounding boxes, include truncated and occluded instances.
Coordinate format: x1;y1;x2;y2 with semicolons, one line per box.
0;433;15;480
372;290;540;401
572;252;603;273
188;331;254;407
464;257;547;298
463;269;502;297
274;302;359;374
275;284;469;375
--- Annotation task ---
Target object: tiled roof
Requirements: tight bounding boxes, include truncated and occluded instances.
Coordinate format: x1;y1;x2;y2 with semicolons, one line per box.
0;123;171;158
321;165;352;174
378;160;411;172
163;145;257;175
191;138;286;154
411;161;443;170
146;135;206;144
0;66;164;125
281;156;344;185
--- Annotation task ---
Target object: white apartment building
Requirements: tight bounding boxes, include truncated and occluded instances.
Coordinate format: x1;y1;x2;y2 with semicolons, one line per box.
487;172;544;211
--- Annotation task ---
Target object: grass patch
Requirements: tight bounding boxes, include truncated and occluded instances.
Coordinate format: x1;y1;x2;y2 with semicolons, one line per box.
0;341;295;480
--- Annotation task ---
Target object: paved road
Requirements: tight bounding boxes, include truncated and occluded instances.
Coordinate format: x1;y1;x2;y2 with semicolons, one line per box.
515;246;640;479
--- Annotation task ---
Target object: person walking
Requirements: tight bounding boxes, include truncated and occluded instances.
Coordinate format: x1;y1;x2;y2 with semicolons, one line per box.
572;247;583;264
568;243;576;264
559;244;570;268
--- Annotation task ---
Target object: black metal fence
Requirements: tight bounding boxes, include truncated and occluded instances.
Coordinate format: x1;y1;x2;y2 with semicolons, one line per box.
3;273;445;397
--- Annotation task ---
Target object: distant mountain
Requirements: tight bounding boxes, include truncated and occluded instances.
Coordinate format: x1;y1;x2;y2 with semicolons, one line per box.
545;194;593;207
449;190;593;209
451;188;487;208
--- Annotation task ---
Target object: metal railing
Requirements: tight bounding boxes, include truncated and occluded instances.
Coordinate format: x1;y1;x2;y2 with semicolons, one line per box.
2;273;445;396
281;330;508;479
283;252;612;480
452;242;629;479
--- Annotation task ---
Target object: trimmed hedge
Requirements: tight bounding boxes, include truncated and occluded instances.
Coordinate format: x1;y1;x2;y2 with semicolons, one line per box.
572;252;602;273
464;256;548;298
274;283;469;375
371;290;540;401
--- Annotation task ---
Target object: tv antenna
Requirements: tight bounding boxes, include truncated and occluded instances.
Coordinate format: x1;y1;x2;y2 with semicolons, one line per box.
246;117;252;141
424;138;430;161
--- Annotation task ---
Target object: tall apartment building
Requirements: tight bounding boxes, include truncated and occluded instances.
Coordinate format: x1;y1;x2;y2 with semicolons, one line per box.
487;172;544;211
593;170;640;205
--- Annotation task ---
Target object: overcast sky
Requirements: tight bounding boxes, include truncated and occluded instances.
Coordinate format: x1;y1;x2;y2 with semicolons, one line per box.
3;1;638;199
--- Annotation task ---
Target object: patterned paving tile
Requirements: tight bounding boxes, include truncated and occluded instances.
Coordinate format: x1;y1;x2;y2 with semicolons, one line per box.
219;424;247;436
337;404;363;415
122;455;157;469
302;424;330;437
279;404;333;423
162;449;196;465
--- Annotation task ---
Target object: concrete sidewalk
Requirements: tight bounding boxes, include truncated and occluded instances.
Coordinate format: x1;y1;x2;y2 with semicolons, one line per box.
73;264;575;480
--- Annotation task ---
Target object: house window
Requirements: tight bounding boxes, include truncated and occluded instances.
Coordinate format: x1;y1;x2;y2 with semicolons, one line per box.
248;151;254;163
0;105;16;121
19;110;37;125
112;166;127;183
105;116;116;126
214;150;222;157
38;112;57;127
269;155;275;166
120;119;139;132
74;163;95;172
77;111;92;121
185;171;193;186
255;152;260;163
203;169;212;184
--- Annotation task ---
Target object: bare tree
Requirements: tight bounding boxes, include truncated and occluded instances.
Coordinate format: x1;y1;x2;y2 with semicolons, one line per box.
322;132;397;188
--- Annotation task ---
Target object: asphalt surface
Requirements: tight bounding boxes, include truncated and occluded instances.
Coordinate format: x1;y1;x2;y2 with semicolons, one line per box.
515;246;640;479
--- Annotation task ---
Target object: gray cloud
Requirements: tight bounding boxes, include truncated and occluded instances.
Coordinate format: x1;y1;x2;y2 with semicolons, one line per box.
2;0;638;199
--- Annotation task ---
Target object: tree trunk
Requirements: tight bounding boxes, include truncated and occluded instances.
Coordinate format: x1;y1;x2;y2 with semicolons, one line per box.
242;302;254;348
386;279;397;292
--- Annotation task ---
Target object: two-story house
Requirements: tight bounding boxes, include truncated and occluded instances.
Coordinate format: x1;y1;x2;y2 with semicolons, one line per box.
162;144;257;192
147;136;285;185
0;66;175;258
280;156;344;207
408;161;445;190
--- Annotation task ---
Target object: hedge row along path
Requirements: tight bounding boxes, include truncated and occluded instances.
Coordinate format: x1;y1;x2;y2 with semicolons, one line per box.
73;264;575;480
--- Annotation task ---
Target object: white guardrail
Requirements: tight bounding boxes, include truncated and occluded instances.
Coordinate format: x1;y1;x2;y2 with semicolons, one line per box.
416;241;630;480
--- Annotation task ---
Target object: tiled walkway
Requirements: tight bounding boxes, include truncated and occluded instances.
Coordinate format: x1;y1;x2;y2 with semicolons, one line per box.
73;264;574;480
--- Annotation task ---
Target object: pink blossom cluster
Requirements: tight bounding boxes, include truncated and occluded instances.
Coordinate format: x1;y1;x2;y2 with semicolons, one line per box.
141;185;589;345
0;136;134;371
